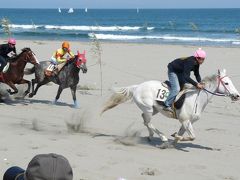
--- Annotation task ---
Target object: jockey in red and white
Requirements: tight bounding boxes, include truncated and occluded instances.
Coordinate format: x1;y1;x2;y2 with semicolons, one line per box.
0;38;17;73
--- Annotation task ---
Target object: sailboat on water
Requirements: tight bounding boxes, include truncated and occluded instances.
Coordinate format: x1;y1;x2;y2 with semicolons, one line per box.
137;8;139;13
58;8;61;13
68;8;74;13
85;8;88;13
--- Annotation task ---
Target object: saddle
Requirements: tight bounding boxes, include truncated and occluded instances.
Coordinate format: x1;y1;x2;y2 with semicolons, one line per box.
157;80;195;110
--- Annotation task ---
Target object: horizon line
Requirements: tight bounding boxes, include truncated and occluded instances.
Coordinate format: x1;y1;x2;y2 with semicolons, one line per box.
0;7;240;9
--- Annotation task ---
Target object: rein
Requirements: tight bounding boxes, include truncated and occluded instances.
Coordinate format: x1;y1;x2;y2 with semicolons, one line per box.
203;75;230;97
203;88;228;96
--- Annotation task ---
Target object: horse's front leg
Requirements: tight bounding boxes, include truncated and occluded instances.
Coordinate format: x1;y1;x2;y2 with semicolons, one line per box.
6;81;18;95
18;79;31;97
30;79;36;96
70;85;79;108
29;78;49;98
174;120;196;143
53;86;63;104
141;112;173;149
171;125;185;138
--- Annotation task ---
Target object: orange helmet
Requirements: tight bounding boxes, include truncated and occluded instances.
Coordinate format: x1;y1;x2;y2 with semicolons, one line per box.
62;41;70;50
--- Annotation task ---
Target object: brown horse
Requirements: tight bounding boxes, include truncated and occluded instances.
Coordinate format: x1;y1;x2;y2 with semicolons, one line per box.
0;48;39;97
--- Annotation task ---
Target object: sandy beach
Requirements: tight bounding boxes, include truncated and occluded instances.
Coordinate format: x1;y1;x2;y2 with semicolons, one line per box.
1;39;240;180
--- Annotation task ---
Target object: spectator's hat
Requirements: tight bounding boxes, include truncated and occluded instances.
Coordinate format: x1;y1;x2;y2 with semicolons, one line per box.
25;153;73;180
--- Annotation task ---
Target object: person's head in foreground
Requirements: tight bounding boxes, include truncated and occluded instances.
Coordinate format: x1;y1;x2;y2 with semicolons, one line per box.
3;153;73;180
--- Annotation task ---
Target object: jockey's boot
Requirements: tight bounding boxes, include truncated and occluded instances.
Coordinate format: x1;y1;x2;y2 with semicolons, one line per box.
0;57;9;73
2;62;10;73
162;104;174;113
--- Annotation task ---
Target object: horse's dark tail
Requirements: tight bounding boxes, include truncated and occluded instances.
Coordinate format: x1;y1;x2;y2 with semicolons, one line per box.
24;66;35;75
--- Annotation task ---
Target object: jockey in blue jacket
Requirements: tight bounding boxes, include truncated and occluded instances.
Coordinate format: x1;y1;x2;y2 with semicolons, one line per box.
163;48;206;113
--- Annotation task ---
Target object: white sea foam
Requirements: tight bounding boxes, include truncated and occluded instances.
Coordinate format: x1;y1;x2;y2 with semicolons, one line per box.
88;33;240;43
7;24;240;45
232;41;240;45
9;24;39;29
45;25;141;31
9;24;154;31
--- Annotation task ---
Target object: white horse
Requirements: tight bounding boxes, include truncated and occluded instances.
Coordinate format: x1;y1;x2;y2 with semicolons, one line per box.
101;69;240;148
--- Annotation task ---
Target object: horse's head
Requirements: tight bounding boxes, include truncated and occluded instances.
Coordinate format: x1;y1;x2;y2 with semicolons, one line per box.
216;69;240;101
75;50;87;73
20;48;40;65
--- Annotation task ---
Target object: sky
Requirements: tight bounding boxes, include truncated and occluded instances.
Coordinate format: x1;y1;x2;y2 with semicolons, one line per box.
1;0;240;9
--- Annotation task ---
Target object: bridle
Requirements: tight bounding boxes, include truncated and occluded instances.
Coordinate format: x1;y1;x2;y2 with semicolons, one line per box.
203;75;231;97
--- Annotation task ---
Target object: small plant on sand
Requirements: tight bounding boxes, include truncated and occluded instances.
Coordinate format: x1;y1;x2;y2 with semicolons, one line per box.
90;32;103;96
0;17;12;37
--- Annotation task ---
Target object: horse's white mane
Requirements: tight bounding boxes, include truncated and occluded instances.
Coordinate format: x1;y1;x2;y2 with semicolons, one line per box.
202;74;217;84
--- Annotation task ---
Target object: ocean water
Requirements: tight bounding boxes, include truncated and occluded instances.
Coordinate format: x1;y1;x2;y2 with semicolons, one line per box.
0;8;240;46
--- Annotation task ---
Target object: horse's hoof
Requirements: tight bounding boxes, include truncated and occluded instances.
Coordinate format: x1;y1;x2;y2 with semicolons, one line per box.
7;89;13;95
174;134;184;141
52;99;57;105
28;93;34;98
73;101;80;108
73;105;80;108
171;132;177;137
0;99;5;103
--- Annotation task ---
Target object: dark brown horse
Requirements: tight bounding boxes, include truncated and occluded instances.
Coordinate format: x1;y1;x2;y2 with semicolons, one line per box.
0;48;39;97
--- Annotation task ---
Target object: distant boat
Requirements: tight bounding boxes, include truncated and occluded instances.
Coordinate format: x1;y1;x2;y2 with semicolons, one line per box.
68;8;74;13
85;8;88;13
58;8;61;13
137;8;139;13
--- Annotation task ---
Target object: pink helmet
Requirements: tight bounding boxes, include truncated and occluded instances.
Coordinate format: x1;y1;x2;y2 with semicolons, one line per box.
8;38;16;45
194;48;206;59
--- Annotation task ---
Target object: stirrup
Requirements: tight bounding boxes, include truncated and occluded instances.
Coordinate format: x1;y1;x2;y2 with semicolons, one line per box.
163;106;174;113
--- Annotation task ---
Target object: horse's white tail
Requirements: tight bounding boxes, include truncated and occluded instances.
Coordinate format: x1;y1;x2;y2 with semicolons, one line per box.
101;85;138;115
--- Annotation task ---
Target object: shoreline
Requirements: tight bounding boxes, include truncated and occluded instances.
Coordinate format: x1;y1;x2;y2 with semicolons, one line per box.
2;38;240;49
3;37;240;48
